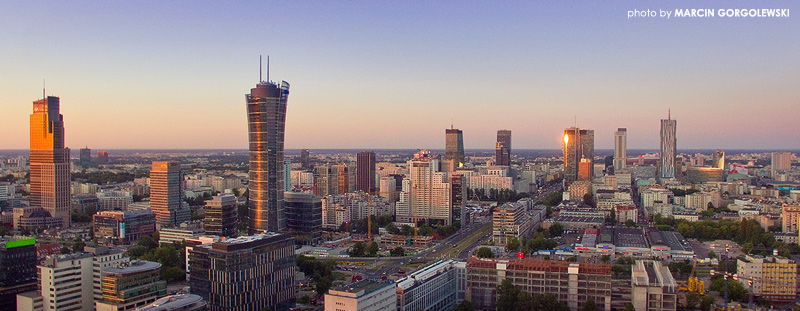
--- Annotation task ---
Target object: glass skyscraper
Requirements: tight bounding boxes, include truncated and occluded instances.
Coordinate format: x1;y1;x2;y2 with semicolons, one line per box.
246;79;289;234
660;112;677;179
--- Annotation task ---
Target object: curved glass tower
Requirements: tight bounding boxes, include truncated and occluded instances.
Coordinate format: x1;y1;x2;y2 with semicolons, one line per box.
246;80;289;234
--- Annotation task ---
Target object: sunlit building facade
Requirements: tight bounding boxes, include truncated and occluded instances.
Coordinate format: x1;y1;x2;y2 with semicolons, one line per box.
246;79;290;234
29;95;71;228
660;113;677;180
614;128;627;171
495;130;511;166
445;128;465;169
150;161;189;228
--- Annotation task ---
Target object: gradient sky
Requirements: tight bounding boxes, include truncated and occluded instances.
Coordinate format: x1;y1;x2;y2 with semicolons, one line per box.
1;1;798;151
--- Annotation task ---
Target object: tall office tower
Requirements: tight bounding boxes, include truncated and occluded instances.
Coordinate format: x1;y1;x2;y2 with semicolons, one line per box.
335;163;350;194
614;128;627;171
204;194;238;238
356;151;376;193
150;161;189;228
445;128;465;169
189;233;296;311
495;130;512;166
300;149;310;169
79;147;92;168
313;165;335;197
660;112;677;179
246;78;289;234
771;151;793;177
563;127;594;184
0;238;37;310
29;95;71;228
397;150;453;225
450;174;466;226
96;261;167;311
711;149;725;170
97;150;109;164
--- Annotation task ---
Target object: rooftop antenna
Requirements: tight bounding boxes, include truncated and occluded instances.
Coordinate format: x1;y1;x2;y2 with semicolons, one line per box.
450;115;454;130
259;55;262;82
43;79;46;99
267;55;270;83
668;108;671;120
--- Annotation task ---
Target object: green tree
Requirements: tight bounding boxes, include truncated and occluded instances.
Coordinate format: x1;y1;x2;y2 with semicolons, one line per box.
72;239;86;252
390;246;405;257
549;222;564;237
366;242;379;257
476;247;494;258
496;279;520;311
349;242;366;257
686;291;700;309
583;299;597;311
507;237;520;251
451;300;475;311
161;266;186;282
516;292;534;311
583;193;594;207
601;254;610;263
623;302;635;311
127;245;149;258
625;219;637;227
137;235;158;250
315;276;332;297
699;295;715;311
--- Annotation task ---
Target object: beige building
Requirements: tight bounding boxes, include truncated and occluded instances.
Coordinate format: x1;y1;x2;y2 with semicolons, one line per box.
737;255;798;301
631;260;677;311
781;204;800;233
18;253;95;311
492;202;532;245
324;279;395;311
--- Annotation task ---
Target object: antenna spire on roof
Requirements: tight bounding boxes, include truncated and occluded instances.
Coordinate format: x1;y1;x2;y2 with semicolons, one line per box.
43;79;46;99
267;55;270;83
451;115;454;130
259;55;262;82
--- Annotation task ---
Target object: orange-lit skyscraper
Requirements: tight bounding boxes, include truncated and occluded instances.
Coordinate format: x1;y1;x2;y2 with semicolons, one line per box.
150;161;190;228
495;130;511;166
246;78;289;234
30;95;71;228
563;127;594;185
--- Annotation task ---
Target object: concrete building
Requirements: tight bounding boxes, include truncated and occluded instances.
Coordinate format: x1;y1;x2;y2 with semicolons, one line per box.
396;150;454;225
495;130;511;166
631;260;677;311
492;202;532;245
204;194;238;238
189;233;295;311
159;227;205;246
93;209;156;244
466;257;612;311
445;128;465;170
357;151;377;193
136;294;208;311
324;279;395;311
771;152;793;177
781;204;800;234
96;190;134;210
95;260;166;311
738;254;798;301
614;128;627;171
18;253;94;311
396;260;465;311
660;112;677;180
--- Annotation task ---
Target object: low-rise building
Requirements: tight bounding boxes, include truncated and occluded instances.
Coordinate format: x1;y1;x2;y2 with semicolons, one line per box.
738;255;798;302
93;209;156;244
492;202;532;245
324;279;395;311
95;260;167;311
631;260;677;311
466;257;612;311
396;260;465;311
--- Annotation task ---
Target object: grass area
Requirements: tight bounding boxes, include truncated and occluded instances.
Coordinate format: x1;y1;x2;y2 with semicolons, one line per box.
441;223;492;259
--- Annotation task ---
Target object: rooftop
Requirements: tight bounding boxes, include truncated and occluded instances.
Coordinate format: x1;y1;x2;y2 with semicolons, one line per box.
329;279;394;297
136;294;206;311
103;260;161;275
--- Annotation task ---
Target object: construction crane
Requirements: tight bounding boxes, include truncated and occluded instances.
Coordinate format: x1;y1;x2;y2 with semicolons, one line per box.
687;258;706;295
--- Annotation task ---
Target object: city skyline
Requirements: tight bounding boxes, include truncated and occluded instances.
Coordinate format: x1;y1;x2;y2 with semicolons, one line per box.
2;1;799;150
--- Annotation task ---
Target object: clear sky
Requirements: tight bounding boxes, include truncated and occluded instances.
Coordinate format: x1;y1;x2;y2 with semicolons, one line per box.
1;1;798;150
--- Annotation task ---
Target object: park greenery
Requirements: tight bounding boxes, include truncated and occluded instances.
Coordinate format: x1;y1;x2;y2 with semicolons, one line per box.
655;216;792;257
126;233;186;282
497;279;570;311
476;247;494;258
296;255;338;297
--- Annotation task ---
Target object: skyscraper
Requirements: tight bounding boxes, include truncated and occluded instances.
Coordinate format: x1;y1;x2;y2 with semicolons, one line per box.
300;149;310;169
771;151;793;177
495;130;511;166
357;151;376;193
563;127;594;184
397;150;454;226
30;95;71;228
150;161;189;228
445;128;465;169
204;194;238;238
711;149;725;170
79;147;92;168
660;112;677;179
614;128;627;171
246;77;289;234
